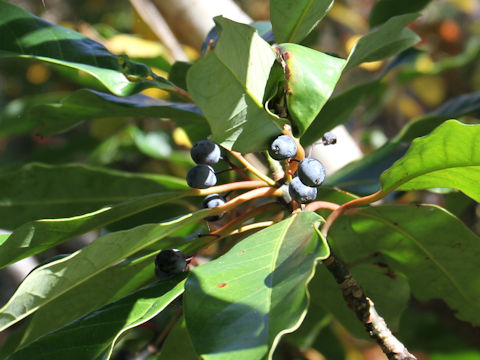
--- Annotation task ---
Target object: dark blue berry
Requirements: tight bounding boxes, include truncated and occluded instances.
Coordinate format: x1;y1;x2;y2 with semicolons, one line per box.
268;135;297;160
298;158;326;187
186;164;217;189
155;249;187;279
202;194;226;222
288;177;317;204
191;140;221;165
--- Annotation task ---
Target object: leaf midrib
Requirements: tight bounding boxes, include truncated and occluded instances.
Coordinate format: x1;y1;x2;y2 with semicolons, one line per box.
288;0;315;43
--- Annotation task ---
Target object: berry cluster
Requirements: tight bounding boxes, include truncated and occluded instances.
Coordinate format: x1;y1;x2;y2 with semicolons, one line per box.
187;140;226;222
268;134;326;204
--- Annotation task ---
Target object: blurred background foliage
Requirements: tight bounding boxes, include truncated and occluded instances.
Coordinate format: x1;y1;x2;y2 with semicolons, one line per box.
0;0;479;359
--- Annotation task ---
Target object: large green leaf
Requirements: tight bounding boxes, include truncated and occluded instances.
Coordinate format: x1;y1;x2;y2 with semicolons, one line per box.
276;43;345;136
20;254;155;345
32;89;206;136
184;211;329;360
270;0;333;43
158;316;198;360
0;163;187;229
381;120;480;201
301;81;382;146
369;0;432;27
9;276;186;360
187;17;284;153
331;205;480;325
0;0;174;96
310;263;410;338
0;190;190;269
0;210;208;331
345;13;420;71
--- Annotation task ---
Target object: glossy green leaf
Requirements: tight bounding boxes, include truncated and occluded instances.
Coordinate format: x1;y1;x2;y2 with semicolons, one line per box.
0;190;190;269
184;211;328;360
369;0;432;27
0;0;174;96
0;162;187;230
381;120;480;201
301;81;382;146
345;13;420;71
187;16;284;153
277;43;346;136
20;255;155;345
270;0;333;43
32;89;206;136
10;277;186;360
0;210;208;331
331;205;480;325
310;263;410;338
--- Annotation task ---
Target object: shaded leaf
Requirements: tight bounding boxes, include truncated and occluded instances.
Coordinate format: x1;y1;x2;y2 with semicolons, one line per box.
270;0;333;43
345;13;420;71
0;0;174;96
10;277;186;360
187;17;285;153
381;120;480;202
157;316;198;360
184;211;328;360
0;210;208;331
277;43;345;136
20;255;155;345
32;89;206;137
0;190;189;269
0;162;187;230
331;205;480;325
310;263;410;338
369;0;432;27
301;81;382;146
395;91;480;142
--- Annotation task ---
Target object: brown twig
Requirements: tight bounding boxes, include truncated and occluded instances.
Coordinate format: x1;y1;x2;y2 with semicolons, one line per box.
323;252;417;360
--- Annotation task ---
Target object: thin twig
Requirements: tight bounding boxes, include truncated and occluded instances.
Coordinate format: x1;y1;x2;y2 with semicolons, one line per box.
323;252;417;360
229;151;277;186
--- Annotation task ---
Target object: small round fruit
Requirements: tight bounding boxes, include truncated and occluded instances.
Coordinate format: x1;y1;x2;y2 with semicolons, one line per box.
155;249;187;279
190;140;221;165
268;135;297;160
322;132;337;145
298;158;326;187
186;164;217;189
288;177;317;204
202;193;226;222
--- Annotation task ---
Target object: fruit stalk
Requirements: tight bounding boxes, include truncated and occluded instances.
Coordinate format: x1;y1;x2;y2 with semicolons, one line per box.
323;252;417;360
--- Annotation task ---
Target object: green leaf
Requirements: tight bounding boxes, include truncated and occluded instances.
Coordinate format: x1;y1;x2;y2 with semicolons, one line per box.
301;81;382;146
187;16;284;153
158;316;198;360
310;263;410;338
332;205;480;325
276;44;346;136
0;162;187;230
9;277;186;360
0;210;207;331
32;89;206;136
381;120;480;202
20;255;155;345
369;0;432;27
270;0;333;43
395;92;480;142
0;0;173;96
325;142;409;195
0;190;190;269
345;13;420;71
184;211;328;360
